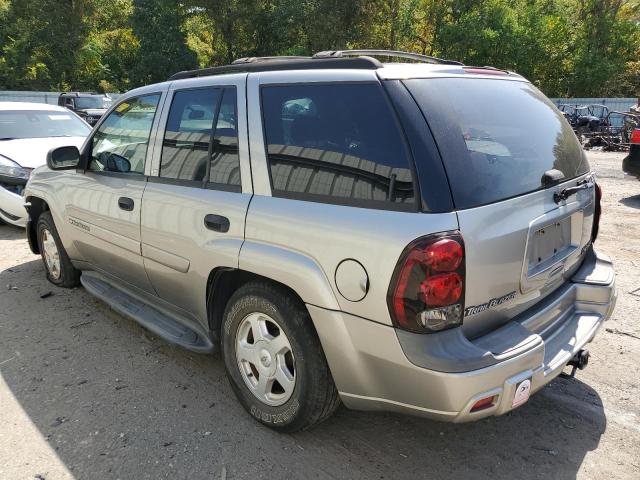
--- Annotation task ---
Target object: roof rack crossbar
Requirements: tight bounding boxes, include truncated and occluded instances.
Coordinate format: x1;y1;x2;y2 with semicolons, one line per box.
312;49;463;66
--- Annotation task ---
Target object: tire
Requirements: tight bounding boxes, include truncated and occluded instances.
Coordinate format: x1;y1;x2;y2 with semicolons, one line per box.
36;211;80;288
222;281;340;432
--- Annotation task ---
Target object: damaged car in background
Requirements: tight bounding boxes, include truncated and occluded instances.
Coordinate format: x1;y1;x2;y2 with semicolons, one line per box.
0;102;90;227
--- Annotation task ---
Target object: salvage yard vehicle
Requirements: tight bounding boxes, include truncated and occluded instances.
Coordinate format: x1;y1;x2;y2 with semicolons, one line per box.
58;92;111;126
622;128;640;178
0;102;90;227
23;50;616;432
558;102;640;152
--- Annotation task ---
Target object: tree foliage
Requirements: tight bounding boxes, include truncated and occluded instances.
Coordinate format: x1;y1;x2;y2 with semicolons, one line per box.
0;0;638;96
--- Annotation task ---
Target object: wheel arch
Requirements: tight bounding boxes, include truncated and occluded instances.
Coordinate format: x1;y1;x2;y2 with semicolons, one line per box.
207;269;302;344
24;195;50;254
206;267;335;347
206;241;341;344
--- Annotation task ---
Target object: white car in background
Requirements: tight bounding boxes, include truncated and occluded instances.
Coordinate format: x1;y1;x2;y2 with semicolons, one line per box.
0;102;91;227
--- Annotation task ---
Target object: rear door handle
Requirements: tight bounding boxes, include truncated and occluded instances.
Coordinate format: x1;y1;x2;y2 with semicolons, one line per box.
118;197;134;211
204;214;230;233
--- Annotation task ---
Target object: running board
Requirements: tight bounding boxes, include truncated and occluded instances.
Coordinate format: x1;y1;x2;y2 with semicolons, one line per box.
81;273;214;354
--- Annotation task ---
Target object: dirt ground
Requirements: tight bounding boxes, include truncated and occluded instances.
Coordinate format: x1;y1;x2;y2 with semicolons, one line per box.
0;151;638;480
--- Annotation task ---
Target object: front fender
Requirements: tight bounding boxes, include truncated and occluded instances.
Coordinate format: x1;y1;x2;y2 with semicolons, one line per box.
24;172;74;255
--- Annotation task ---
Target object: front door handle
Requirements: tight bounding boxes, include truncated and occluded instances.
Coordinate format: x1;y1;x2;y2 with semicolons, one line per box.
204;214;230;233
118;197;134;211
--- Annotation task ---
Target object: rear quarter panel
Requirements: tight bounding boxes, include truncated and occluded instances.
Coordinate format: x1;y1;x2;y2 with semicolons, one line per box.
243;195;458;325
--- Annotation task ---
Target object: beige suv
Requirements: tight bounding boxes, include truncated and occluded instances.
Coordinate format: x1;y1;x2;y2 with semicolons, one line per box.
24;51;616;432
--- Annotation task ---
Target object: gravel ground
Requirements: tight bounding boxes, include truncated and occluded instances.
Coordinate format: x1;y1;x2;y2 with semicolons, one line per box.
0;151;638;480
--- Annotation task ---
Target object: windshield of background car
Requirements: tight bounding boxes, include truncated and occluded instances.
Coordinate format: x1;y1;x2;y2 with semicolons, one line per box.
75;96;108;109
404;78;589;209
0;110;91;139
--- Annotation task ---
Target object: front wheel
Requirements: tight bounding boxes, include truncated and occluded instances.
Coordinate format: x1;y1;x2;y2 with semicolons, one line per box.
36;211;80;288
221;281;339;432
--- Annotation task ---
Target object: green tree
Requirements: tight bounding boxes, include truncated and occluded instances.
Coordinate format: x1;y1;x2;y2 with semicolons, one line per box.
0;0;87;90
0;0;638;96
130;0;197;84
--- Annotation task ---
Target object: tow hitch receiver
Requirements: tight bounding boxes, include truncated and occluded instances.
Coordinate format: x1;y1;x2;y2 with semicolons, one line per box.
561;349;590;378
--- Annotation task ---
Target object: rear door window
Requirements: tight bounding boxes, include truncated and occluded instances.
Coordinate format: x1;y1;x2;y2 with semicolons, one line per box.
160;87;241;190
261;83;416;210
209;88;241;189
404;78;589;209
161;88;220;182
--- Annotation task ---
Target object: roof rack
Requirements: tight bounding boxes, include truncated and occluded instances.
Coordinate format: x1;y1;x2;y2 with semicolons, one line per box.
312;49;463;66
168;49;462;81
59;91;103;96
169;56;382;80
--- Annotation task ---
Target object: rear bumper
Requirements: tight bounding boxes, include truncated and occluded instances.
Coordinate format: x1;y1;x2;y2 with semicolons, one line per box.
623;145;640;178
0;185;27;227
309;246;616;422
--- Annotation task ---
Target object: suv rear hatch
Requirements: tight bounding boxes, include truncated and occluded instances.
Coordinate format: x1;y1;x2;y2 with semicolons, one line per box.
404;76;596;338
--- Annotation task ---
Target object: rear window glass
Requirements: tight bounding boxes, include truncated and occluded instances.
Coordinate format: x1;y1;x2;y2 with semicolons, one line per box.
404;78;589;209
261;83;416;210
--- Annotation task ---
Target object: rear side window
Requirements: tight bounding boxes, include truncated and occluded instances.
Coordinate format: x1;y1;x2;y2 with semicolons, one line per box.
160;87;241;190
209;88;241;188
261;83;416;210
405;78;589;209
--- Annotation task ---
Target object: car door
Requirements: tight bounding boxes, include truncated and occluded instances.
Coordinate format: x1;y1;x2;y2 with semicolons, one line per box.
140;74;252;322
64;91;165;293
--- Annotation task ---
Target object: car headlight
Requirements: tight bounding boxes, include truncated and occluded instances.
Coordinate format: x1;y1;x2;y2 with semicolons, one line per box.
0;154;30;180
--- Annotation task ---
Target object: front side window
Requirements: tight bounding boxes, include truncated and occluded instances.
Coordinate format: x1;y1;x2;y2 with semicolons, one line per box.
89;94;161;174
160;87;240;189
261;83;416;209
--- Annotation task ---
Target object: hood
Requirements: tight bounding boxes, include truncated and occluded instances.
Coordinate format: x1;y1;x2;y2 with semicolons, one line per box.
0;137;86;169
76;108;106;116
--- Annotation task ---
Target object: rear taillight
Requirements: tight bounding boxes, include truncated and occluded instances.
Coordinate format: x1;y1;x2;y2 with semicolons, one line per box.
592;182;602;242
631;129;640;145
388;232;465;333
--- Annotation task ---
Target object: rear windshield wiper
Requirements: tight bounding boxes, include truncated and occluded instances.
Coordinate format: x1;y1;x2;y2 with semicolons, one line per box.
0;137;17;141
553;179;594;203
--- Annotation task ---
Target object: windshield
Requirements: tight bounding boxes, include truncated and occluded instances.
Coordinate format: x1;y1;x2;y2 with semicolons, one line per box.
0;110;91;139
75;96;108;109
404;78;589;209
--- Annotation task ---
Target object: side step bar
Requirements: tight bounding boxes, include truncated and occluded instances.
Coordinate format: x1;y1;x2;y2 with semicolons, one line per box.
81;273;214;354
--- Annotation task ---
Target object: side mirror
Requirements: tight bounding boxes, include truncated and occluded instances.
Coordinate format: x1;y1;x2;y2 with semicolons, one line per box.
188;109;205;120
104;153;131;173
47;146;80;170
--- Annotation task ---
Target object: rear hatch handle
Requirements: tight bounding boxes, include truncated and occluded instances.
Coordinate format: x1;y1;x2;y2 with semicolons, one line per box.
553;179;594;204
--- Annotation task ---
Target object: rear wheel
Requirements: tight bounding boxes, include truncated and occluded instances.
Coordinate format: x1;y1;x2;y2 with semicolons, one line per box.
221;281;339;432
37;211;80;288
